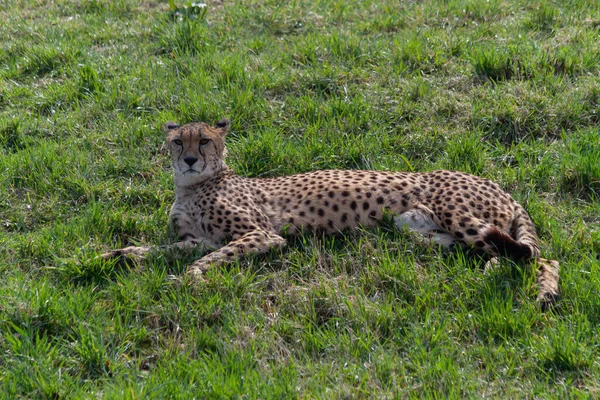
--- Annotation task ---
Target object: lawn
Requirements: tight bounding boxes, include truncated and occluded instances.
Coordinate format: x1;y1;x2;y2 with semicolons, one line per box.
1;0;599;397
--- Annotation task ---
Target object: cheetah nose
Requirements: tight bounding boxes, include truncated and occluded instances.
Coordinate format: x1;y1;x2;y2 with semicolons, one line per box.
183;156;198;166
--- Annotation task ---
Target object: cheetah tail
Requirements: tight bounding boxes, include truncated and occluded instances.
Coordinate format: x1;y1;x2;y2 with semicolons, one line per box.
509;204;560;307
511;203;542;259
483;228;534;260
483;204;541;260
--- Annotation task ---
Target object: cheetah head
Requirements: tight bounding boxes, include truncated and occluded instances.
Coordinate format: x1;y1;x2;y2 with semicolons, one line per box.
163;118;230;187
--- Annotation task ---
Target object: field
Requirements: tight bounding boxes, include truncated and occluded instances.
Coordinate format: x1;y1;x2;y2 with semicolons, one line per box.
1;0;600;397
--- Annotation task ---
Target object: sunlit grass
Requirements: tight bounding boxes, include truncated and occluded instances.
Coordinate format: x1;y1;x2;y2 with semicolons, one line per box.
1;0;599;397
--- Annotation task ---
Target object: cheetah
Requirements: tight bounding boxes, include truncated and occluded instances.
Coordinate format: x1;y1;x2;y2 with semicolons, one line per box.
102;119;560;307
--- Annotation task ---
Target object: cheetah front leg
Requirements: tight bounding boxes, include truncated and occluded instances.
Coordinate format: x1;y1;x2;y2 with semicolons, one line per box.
186;229;286;278
101;238;216;261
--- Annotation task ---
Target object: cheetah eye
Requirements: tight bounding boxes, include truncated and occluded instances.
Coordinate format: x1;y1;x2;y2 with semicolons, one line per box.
199;139;211;146
173;139;183;146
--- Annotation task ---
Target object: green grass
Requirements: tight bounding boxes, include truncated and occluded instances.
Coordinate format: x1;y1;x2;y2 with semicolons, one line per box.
1;0;599;397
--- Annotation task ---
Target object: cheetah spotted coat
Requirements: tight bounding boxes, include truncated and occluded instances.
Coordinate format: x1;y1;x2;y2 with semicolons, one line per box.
103;119;560;307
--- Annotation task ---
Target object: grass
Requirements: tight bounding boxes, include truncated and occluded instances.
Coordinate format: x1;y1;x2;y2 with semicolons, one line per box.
1;0;599;397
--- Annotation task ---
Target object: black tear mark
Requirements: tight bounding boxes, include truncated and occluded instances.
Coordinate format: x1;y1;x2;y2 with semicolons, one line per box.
199;144;207;172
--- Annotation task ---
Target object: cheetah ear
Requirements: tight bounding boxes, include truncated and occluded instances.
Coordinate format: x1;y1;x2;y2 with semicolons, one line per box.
162;121;179;133
214;118;230;135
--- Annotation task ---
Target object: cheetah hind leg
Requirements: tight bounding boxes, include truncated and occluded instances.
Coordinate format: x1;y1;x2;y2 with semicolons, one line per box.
394;208;456;247
394;209;560;309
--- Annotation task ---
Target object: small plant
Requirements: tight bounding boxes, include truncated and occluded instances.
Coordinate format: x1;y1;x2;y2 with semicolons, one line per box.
78;64;103;96
168;0;207;21
525;2;559;32
0;118;24;152
471;48;516;82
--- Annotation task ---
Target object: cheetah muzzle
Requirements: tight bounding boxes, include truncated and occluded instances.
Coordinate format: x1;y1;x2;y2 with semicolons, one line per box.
102;119;560;308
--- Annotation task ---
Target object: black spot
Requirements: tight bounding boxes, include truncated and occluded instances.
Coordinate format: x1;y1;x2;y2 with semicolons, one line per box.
341;213;348;223
332;204;339;212
363;202;370;210
466;228;478;235
376;197;384;204
328;191;335;198
341;191;350;197
299;211;305;217
318;208;325;217
455;231;464;239
350;201;357;210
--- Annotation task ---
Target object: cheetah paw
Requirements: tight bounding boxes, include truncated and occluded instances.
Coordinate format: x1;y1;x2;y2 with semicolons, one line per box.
100;246;148;260
483;257;500;274
186;265;209;284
